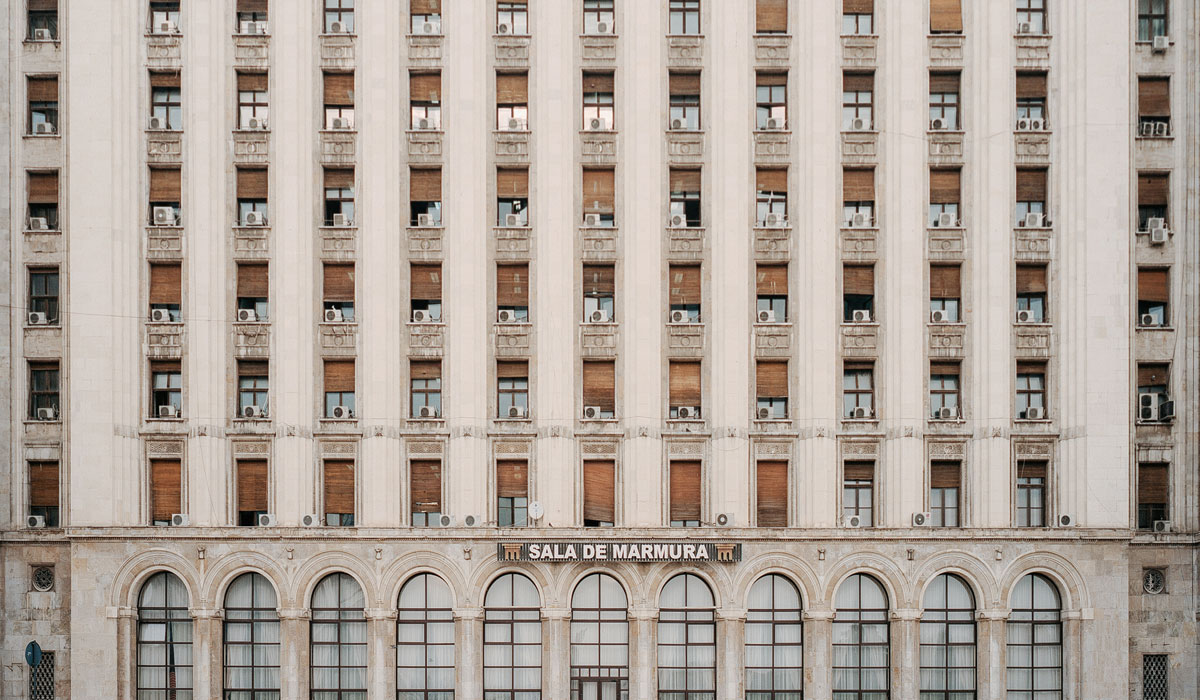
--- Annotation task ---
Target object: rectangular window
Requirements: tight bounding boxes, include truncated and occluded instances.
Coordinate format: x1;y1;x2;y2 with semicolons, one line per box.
582;361;616;419
410;168;443;225
1137;363;1170;422
669;461;701;526
324;0;354;33
930;264;961;322
236;167;268;225
756;72;787;130
410;360;442;418
323;460;355;527
1142;654;1168;700
930;461;960;527
148;263;182;322
583;263;615;322
150;360;182;417
29;362;59;420
27;0;58;40
584;0;614;34
843;168;875;225
1137;268;1168;327
411;263;443;321
1015;168;1048;226
1015;460;1046;527
497;460;529;526
28;268;60;325
1016;361;1046;419
843;264;875;322
410;72;443;129
236;72;268;128
930;0;963;33
322;71;354;129
498;360;529;418
843;0;874;34
668;361;702;419
149;166;182;224
23;172;58;235
843;461;874;526
929;72;960;129
29;461;59;527
497;0;529;34
236;263;269;321
497;263;530;321
1138;77;1170;133
497;168;529;226
235;460;267;526
322;262;355;321
237;360;268;416
582;169;616;227
756;361;788;419
756;460;788;526
669;0;700;35
756;0;787;33
1016;264;1047;323
583;460;615;526
842;72;874;130
150;459;182;525
930;362;961;419
1137;462;1168;529
929;169;961;226
150;71;182;130
583;72;615;129
843;362;874;418
669;169;702;227
756;168;787;225
1016;0;1045;33
323;359;355;418
150;1;181;31
668;264;702;322
410;460;442;527
323;168;355;225
668;72;701;130
756;264;787;322
1137;0;1167;41
27;76;59;133
236;0;269;24
1016;72;1047;122
1138;172;1169;230
497;72;529;129
411;0;442;33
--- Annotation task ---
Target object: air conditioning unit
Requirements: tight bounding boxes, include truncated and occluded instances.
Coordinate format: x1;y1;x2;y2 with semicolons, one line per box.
1023;212;1045;228
421;21;439;34
583;406;602;419
765;212;787;228
257;513;277;527
170;513;189;526
505;213;523;227
333;213;350;227
237;308;258;323
669;214;687;228
412;310;432;323
1139;313;1157;327
1138;121;1155;137
506;118;527;131
331;405;352;419
324;308;344;323
1139;399;1161;424
1150;225;1169;244
242;405;265;418
418;405;439;418
1153;121;1170;137
757;309;776;323
508;405;527;418
936;212;957;228
240;20;267;35
1016;21;1033;34
34;122;56;135
1159;400;1175;421
33;28;52;41
588;117;607;131
669;118;684;130
438;514;454;527
595;21;612;34
1015;309;1035;323
912;512;932;526
463;514;481;527
1025;406;1046;420
247;117;268;130
581;213;601;227
715;512;732;526
930;117;948;131
1152;35;1169;52
153;206;176;225
243;211;265;227
331;117;350;130
158;404;179;418
851;117;868;131
28;217;49;231
498;309;518;323
157;20;178;34
27;515;46;529
766;117;785;130
1016;118;1032;131
150;308;173;323
416;213;436;227
930;310;950;324
149;116;166;130
1153;520;1172;533
330;21;347;33
28;311;49;325
1030;118;1046;131
36;407;58;421
669;309;690;324
850;212;871;228
589;309;610;323
301;514;322;527
852;309;872;323
756;407;772;420
1057;514;1074;527
937;406;959;420
846;514;863;528
497;22;513;34
676;406;698;419
850;406;870;419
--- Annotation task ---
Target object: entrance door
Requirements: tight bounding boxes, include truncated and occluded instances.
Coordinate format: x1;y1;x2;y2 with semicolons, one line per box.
578;679;619;700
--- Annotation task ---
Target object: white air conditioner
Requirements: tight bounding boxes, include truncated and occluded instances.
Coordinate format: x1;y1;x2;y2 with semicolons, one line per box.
1138;121;1156;137
930;310;950;324
28;217;49;231
331;405;352;419
595;21;613;34
257;513;277;527
506;118;527;131
852;309;872;323
421;21;439;34
28;312;49;326
27;515;46;529
669;214;687;227
36;407;58;421
418;405;440;418
412;310;433;323
930;117;948;131
757;309;776;323
1057;514;1074;527
1153;520;1172;533
170;513;189;526
1016;21;1033;34
1023;212;1045;228
1016;118;1032;131
242;405;265;418
715;512;732;526
418;117;438;130
850;406;870;419
1153;121;1170;137
247;117;268;130
34;122;56;135
301;514;322;527
237;308;258;323
588;117;607;131
463;514;481;527
1015;309;1035;323
150;308;173;323
936;212;957;228
158;404;179;418
676;406;698;419
417;213;435;227
1140;313;1157;327
765;212;787;228
333;213;350;227
851;117;868;131
1139;395;1161;422
498;309;518;323
324;308;344;323
1159;400;1175;420
846;514;863;528
756;407;772;420
1152;35;1169;52
583;406;602;419
497;22;513;34
850;212;871;228
937;406;958;420
331;117;350;130
766;117;785;130
244;211;265;226
149;116;166;130
912;512;932;526
670;118;685;130
1030;118;1046;131
33;28;52;41
1025;406;1046;420
153;206;176;225
438;514;454;527
669;309;690;324
507;405;527;418
589;309;610;323
240;20;267;35
330;21;347;33
1150;226;1169;244
584;213;602;227
505;213;523;227
157;20;178;34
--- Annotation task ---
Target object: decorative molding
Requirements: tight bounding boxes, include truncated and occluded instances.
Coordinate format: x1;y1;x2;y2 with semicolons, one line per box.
667;441;704;455
146;441;184;456
581;442;618;456
408;442;443;455
842;440;878;456
494;441;531;455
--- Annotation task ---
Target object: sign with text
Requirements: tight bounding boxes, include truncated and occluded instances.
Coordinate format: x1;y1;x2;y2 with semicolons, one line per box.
497;541;741;563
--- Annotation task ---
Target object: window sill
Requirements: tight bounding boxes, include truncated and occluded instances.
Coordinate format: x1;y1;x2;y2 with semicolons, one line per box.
1013;418;1052;423
408;127;444;134
407;416;445;423
494;127;531;134
23;133;61;140
666;127;704;134
24;419;62;426
579;32;619;38
144;31;183;38
23;228;62;234
581;320;617;326
841;128;878;134
233;127;272;133
666;33;705;39
1136;325;1172;331
146;416;185;423
927;418;966;424
841;417;878;423
1012;128;1053;135
319;321;358;327
23;38;61;44
754;321;791;327
319;32;358;37
1135;134;1173;140
928;321;965;326
146;128;183;133
580;417;619;423
840;33;879;39
754;128;792;135
841;321;879;327
1136;420;1174;426
928;128;965;135
495;417;533;423
233;32;272;38
319;128;358;134
494;32;531;38
840;224;879;231
1012;321;1051;327
579;128;617;134
407;320;445;326
494;224;532;230
753;417;790;423
319;416;358;423
24;323;61;329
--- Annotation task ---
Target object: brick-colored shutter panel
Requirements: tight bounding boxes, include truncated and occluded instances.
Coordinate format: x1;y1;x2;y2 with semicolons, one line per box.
410;169;442;202
411;263;442;300
1138;463;1168;504
496;264;529;306
323;263;355;300
149;72;181;88
238;0;268;12
28;172;59;204
930;461;960;488
323;72;354;106
930;0;963;32
324;360;355;393
668;72;702;96
843;0;874;13
582;361;616;411
756;461;788;526
929;169;960;203
929;72;960;94
410;460;441;512
411;360;441;380
929;265;961;298
28;76;58;102
669;362;701;406
237;72;268;91
843;169;875;201
582;169;615;213
237;460;268;512
237;263;269;298
1015;265;1047;293
496;73;528;103
756;361;788;398
1015;169;1047;201
150;459;182;522
756;0;787;32
324;168;354;189
756;265;788;295
149;263;182;304
668;265;701;305
496;460;528;499
411;72;442;102
412;0;440;13
930;361;960;376
238;360;269;378
843;264;875;296
1137;363;1169;387
1138;173;1169;206
29;462;59;508
1138;269;1168;303
1139;78;1170;116
669;461;701;522
1015;73;1047;99
757;72;787;87
1017;460;1046;479
497;168;529;198
583;461;615;524
583;264;615;295
323;461;355;513
237;168;268;199
149;168;182;201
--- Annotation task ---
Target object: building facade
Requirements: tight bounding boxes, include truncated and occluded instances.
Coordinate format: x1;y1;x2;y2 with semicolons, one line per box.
3;0;1199;698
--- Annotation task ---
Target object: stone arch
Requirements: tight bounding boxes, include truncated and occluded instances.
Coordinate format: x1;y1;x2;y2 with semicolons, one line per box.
204;552;289;609
998;552;1089;612
111;549;202;609
643;564;727;610
294;552;377;609
558;564;639;612
823;552;909;609
469;563;553;609
910;551;999;610
382;551;469;609
730;553;820;610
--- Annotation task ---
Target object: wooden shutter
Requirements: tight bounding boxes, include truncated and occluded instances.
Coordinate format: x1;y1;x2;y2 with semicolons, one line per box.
582;72;614;93
668;72;701;96
149;168;181;201
843;169;875;201
28;0;56;10
756;168;787;193
410;72;441;102
238;0;269;11
1016;73;1047;99
668;265;701;305
324;360;355;393
756;264;788;295
929;72;960;94
410;168;442;201
843;264;875;296
412;0;440;13
1138;463;1168;504
1017;460;1046;479
496;263;529;306
497;360;528;379
583;264;615;295
149;72;181;88
236;460;267;512
238;360;268;379
756;0;787;32
28;172;59;204
930;461;960;488
1139;77;1170;117
1137;363;1169;387
27;76;58;102
411;360;441;380
324;168;354;189
1138;173;1169;206
843;72;873;92
756;361;788;398
583;169;615;213
411;263;442;300
929;264;961;298
669;461;701;521
669;168;701;193
150;459;182;522
844;0;874;12
323;460;354;513
149;263;182;304
236;72;268;92
323;72;354;106
237;168;268;199
756;461;788;527
757;72;787;87
150;359;181;374
929;169;960;204
323;263;355;301
582;361;616;411
237;263;268;298
583;460;615;524
410;460;442;512
1015;265;1047;294
496;460;528;499
1138;268;1168;303
669;361;701;406
930;361;960;377
930;0;963;32
29;462;59;509
497;168;529;197
496;73;528;103
843;461;874;481
1015;169;1047;201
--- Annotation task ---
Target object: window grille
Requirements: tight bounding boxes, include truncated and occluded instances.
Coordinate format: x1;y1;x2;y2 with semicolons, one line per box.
30;651;55;700
1143;654;1168;700
32;566;54;592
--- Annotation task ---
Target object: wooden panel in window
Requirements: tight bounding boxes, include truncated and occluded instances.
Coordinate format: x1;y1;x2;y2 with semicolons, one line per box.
149;263;182;305
1137;363;1169;387
496;460;528;499
843;264;874;296
496;72;528;104
411;360;441;380
843;72;874;92
236;460;268;512
756;461;788;527
756;72;787;87
323;72;354;106
843;461;874;481
149;168;182;201
323;263;355;300
929;72;960;94
1016;361;1045;377
930;461;960;488
410;460;442;512
27;77;58;102
843;0;874;12
582;361;616;411
669;461;701;521
149;71;181;88
324;360;355;393
497;360;528;379
756;0;787;32
1015;264;1046;294
843;169;875;201
324;168;354;189
150;359;181;374
929;169;960;204
930;361;960;376
669;361;701;406
323;460;354;513
583;460;615;524
29;462;59;509
496;263;529;306
28;0;56;10
1138;268;1168;303
756;264;788;295
237;168;268;199
1015;169;1047;201
237;263;269;298
930;0;963;32
756;361;788;398
238;360;268;378
412;0;440;13
756;168;787;193
668;265;701;305
668;72;701;96
1138;77;1170;116
411;263;442;300
238;0;268;12
1138;463;1168;504
1138;173;1169;206
1015;73;1047;99
583;169;615;213
28;172;59;204
929;264;960;298
150;459;182;522
583;264;615;295
669;168;701;193
582;72;614;93
497;168;529;198
237;72;268;92
410;72;442;102
1016;460;1046;479
410;168;442;201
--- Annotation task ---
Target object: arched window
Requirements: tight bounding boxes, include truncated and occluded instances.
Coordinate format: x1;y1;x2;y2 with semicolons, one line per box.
745;574;803;699
1006;574;1062;700
224;572;280;700
483;573;542;700
920;574;976;700
397;573;455;700
657;573;715;700
833;573;889;700
570;573;629;700
311;573;367;700
137;571;193;700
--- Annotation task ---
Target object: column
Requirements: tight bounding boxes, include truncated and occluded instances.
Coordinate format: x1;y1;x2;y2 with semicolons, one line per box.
279;609;310;700
629;607;657;700
717;608;746;700
891;609;921;700
454;607;483;700
367;608;397;700
801;610;833;699
1063;612;1082;700
542;608;571;698
190;608;220;700
976;610;1008;700
116;608;136;700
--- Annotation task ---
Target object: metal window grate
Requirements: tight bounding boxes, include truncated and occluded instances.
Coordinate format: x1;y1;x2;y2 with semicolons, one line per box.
30;651;55;700
1143;654;1168;700
32;566;54;592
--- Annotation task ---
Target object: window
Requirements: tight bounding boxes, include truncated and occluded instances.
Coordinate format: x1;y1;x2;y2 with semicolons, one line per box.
1138;268;1169;327
27;76;59;133
929;73;960;129
929;461;960;527
570;573;629;699
1016;264;1047;323
323;0;355;33
668;360;702;419
1017;0;1045;33
930;264;961;323
1138;363;1171;422
1015;460;1047;527
149;459;182;525
1016;362;1046;420
150;360;182;417
746;575;803;696
843;264;874;322
223;572;280;699
1137;0;1167;41
843;168;875;225
583;460;615;527
483;573;542;700
236;167;268;225
497;0;529;34
497;460;529;526
833;574;889;698
27;171;59;230
756;360;788;420
497;263;530;321
843;362;874;419
756;264;787;323
150;1;181;30
756;168;787;224
28;650;53;700
929;362;960;419
756;72;787;129
497;168;529;226
411;263;443;321
930;0;962;33
410;460;442;527
920;574;976;700
583;0;614;34
28;363;59;420
396;574;455;698
1137;77;1170;133
842;72;874;130
668;264;702;323
668;72;701;130
323;262;356;321
236;72;268;128
755;461;788;527
669;0;700;35
1137;172;1169;230
150;72;182;130
410;360;442;418
28;461;59;527
929;169;960;226
323;359;355;419
583;72;615;129
657;574;715;698
842;462;874;526
1015;169;1048;226
410;0;442;34
322;460;355;527
582;263;616;321
1142;654;1168;700
498;360;529;418
322;72;354;129
310;574;367;699
582;361;616;419
149;263;182;322
1016;72;1047;122
669;169;702;227
236;0;268;25
237;361;268;416
236;263;269;321
137;572;192;699
1137;462;1168;529
583;169;616;227
411;72;443;129
27;0;58;40
410;168;443;225
234;460;267;526
755;0;787;33
843;0;874;35
1006;574;1062;699
497;72;529;129
28;269;59;324
669;461;701;527
149;167;182;224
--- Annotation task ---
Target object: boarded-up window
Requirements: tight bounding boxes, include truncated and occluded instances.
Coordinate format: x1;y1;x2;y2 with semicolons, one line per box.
410;168;442;202
324;360;355;393
756;168;787;194
149;263;182;305
669;168;701;193
669;361;701;407
668;72;701;96
150;459;182;522
844;0;874;13
843;168;875;201
237;263;268;298
28;172;59;204
1016;169;1047;201
149;168;181;201
756;264;787;295
930;0;963;32
756;461;787;526
1139;77;1170;117
1015;265;1047;294
1137;363;1169;387
756;0;787;32
28;76;58;102
497;168;529;198
583;169;615;214
843;72;873;92
931;461;960;488
236;460;267;514
583;264;615;295
929;72;960;94
149;72;181;88
1138;463;1168;505
324;168;354;189
756;361;788;398
1138;173;1169;206
930;169;960;204
668;265;701;305
669;461;701;522
411;263;441;300
930;264;961;298
1016;73;1047;99
323;460;354;514
410;460;442;513
843;264;875;296
582;72;614;93
323;263;355;301
583;460;615;524
497;263;529;306
583;361;616;411
237;72;268;92
323;72;354;106
496;72;528;104
237;168;268;199
411;72;441;102
497;460;528;499
29;462;59;511
1138;268;1168;303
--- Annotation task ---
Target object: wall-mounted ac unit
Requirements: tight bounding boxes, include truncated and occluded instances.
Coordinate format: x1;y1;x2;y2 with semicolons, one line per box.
930;118;948;131
757;309;776;323
1139;313;1157;327
247;117;268;130
153;206;176;225
851;117;868;131
937;406;959;420
417;118;433;130
28;312;49;326
149;116;166;130
418;405;440;418
849;212;871;228
1015;309;1035;323
506;118;527;131
505;213;523;227
237;309;259;323
669;310;690;324
1057;514;1075;527
852;309;872;323
150;308;173;323
28;217;49;230
497;22;513;34
158;404;179;418
36;407;58;421
931;310;950;324
764;212;787;228
912;512;932;526
676;406;698;419
714;512;732;526
421;21;440;34
497;310;518;323
589;309;610;323
33;28;53;41
756;407;772;420
240;20;267;35
412;310;433;323
302;514;322;527
170;513;189;526
1025;406;1046;420
1016;21;1033;34
507;405;527;418
1023;212;1045;228
329;21;348;33
1150;225;1169;245
936;212;957;228
242;405;265;418
588;117;607;131
417;213;435;227
846;514;863;528
331;405;352;419
333;213;351;227
583;406;602;419
1153;520;1172;533
438;514;454;527
850;406;870;419
584;213;601;227
670;118;685;130
244;211;265;226
669;214;687;227
324;308;344;323
1152;35;1169;52
331;117;350;130
34;122;56;135
27;515;47;529
594;21;613;34
257;513;277;526
766;117;785;130
156;20;178;34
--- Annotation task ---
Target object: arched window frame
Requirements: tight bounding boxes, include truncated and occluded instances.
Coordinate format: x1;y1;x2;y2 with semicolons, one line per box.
1006;573;1063;700
832;573;890;700
137;571;194;700
919;573;976;700
310;573;367;700
397;573;456;700
745;573;803;699
656;573;716;700
223;572;281;700
569;573;630;700
483;572;542;700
